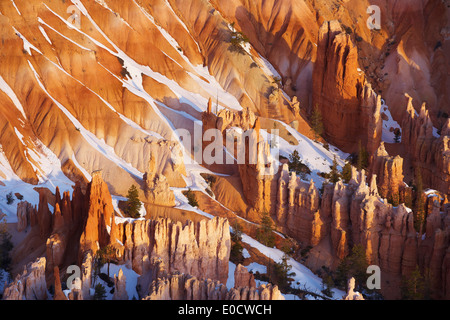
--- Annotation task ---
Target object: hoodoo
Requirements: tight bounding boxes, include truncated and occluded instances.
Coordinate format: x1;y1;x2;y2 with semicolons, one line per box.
0;0;448;303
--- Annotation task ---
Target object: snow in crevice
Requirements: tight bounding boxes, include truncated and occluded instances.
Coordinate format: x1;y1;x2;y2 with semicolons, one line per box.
12;27;42;56
27;60;144;180
380;98;402;143
71;153;91;181
11;0;21;15
38;25;52;45
38;16;93;52
0;75;27;119
70;0;242;114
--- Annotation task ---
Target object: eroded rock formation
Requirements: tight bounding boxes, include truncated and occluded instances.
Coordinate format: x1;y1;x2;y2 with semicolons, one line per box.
312;20;382;154
3;257;47;300
369;142;409;204
112;216;231;284
239;155;449;299
401;95;450;195
141;258;282;300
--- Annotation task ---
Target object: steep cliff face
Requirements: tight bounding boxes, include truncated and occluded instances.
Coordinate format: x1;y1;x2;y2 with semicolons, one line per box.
401;95;450;195
1;0;449;301
3;257;48;300
369;142;408;204
141;258;283;300
312;20;382;154
239;156;449;299
79;170;115;255
112;216;231;284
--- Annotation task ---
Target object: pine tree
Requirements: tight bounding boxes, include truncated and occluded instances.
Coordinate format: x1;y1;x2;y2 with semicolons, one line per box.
394;129;401;143
230;221;244;264
414;167;425;234
6;192;14;205
0;220;13;274
124;185;142;218
335;244;368;292
310;104;324;141
288;150;311;180
271;254;296;292
401;265;426;300
357;140;369;171
93;283;107;300
328;156;341;184
184;188;199;208
256;211;275;248
341;161;352;183
97;245;115;277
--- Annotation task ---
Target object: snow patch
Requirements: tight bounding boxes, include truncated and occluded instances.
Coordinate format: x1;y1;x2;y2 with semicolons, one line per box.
0;75;27;119
380;98;402;143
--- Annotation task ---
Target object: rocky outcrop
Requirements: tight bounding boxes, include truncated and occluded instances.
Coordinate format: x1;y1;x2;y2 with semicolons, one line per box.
234;264;256;289
113;216;231;284
113;269;128;300
53;267;68;301
239;152;449;298
3;257;47;300
401;95;450;195
369;142;408;204
275;164;322;246
141;259;282;300
16;201;36;232
312;20;382;154
342;277;364;300
143;156;176;207
79;170;115;256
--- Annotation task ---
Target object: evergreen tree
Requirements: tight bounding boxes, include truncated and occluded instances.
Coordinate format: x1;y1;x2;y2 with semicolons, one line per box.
414;167;425;234
271;254;296;292
401;265;426;300
357;141;369;171
256;211;276;248
184;188;199;208
394;129;401;143
0;220;13;274
328;156;341;184
97;245;115;277
335;244;368;292
6;192;14;205
93;283;107;300
310;104;324;141
230;221;244;264
341;161;352;183
124;185;141;218
288;150;311;180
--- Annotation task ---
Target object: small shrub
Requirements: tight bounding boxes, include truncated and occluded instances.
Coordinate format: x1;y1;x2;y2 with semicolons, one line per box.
183;188;199;208
93;283;107;300
6;192;14;205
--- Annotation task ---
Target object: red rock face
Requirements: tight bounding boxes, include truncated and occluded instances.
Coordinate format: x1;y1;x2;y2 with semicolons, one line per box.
312;20;382;154
234;264;256;289
113;216;231;284
79;170;115;257
1;0;449;301
3;257;48;300
369;142;406;203
401;96;450;195
238;154;449;299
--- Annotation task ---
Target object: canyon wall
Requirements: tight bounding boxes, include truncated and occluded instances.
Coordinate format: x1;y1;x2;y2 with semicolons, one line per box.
239;158;449;299
401;95;450;195
312;20;382;155
141;259;283;300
